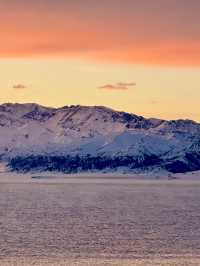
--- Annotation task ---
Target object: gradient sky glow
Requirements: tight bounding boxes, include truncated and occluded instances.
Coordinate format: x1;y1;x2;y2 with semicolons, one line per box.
0;0;200;121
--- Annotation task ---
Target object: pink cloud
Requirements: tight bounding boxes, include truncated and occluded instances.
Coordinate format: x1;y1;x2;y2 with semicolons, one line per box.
98;82;136;91
13;84;27;89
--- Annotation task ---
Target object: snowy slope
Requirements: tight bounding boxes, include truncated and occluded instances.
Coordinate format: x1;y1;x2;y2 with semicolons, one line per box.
0;103;200;173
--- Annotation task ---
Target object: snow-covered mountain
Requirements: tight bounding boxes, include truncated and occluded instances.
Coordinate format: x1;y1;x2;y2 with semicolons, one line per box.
0;103;200;173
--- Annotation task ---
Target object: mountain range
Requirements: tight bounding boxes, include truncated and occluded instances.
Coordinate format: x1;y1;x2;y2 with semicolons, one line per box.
0;103;199;174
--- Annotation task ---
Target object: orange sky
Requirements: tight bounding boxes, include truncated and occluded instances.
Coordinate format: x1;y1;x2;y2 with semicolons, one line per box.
0;1;200;121
1;0;200;65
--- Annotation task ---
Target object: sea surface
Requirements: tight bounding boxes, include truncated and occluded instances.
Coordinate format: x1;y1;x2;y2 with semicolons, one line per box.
0;174;200;265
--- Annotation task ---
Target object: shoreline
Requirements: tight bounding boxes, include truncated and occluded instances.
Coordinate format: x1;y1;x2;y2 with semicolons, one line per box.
0;171;200;184
1;256;200;266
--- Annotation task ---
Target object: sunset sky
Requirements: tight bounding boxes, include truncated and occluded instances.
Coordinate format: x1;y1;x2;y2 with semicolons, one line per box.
0;0;200;121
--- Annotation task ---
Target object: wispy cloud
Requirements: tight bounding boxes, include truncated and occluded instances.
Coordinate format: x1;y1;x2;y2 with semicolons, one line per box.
149;100;158;105
116;82;136;87
98;82;136;91
13;84;27;90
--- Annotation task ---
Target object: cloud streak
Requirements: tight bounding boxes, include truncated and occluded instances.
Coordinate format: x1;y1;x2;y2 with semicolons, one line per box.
13;84;27;90
98;82;136;91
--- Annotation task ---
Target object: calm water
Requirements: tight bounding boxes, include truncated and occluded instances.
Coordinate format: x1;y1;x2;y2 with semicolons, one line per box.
1;177;200;261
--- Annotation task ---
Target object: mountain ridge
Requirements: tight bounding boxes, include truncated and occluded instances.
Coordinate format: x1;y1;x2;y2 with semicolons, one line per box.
0;103;199;174
1;102;199;124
